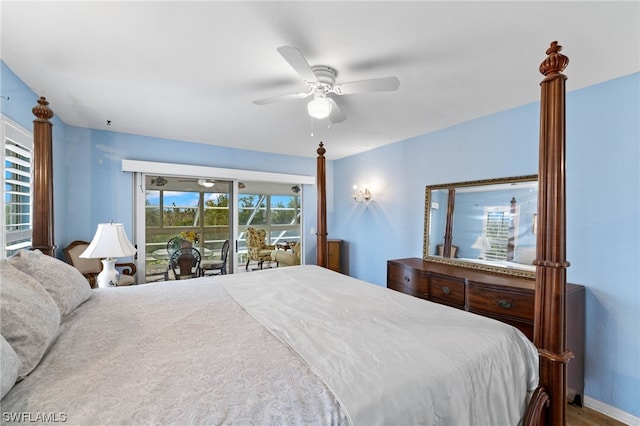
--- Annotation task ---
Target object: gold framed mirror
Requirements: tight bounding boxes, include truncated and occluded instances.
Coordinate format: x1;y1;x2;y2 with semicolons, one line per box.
423;175;538;278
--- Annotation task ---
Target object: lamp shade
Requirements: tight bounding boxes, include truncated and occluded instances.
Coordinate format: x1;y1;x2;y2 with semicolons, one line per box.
80;223;136;259
471;235;492;250
307;97;331;119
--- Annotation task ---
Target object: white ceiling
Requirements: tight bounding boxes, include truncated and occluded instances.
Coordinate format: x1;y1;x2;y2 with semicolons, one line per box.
1;1;638;160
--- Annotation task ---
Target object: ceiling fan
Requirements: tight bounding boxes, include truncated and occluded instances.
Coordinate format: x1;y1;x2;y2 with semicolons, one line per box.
150;176;168;187
253;46;400;123
176;178;216;188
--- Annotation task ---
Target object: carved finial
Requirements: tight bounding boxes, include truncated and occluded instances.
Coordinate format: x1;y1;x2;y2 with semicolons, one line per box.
317;141;326;156
539;41;569;77
32;96;54;120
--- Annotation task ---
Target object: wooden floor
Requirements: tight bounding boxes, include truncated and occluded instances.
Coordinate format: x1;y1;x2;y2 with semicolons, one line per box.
567;404;627;426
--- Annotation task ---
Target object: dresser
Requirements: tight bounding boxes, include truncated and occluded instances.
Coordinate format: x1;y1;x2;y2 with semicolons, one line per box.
387;257;585;405
328;239;342;273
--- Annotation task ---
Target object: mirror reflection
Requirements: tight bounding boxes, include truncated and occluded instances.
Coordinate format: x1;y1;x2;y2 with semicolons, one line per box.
424;175;538;278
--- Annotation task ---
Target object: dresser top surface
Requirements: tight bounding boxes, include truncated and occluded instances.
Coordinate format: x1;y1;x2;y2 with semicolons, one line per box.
388;258;583;293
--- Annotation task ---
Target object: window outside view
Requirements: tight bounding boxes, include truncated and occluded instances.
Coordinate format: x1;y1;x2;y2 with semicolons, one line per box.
144;178;300;280
2;119;33;259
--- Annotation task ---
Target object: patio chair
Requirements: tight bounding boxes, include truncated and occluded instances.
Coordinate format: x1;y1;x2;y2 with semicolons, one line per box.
200;240;230;276
245;227;275;271
169;247;201;280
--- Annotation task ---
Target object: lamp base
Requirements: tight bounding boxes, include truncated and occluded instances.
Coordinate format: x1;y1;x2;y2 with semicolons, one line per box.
96;258;120;288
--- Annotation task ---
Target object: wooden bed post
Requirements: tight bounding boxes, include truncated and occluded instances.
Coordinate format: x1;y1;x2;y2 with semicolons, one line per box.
532;41;571;426
31;96;56;256
442;189;455;258
316;142;328;267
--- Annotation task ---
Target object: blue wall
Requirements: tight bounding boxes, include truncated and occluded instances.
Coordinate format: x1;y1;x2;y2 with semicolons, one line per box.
565;74;639;415
2;59;638;417
61;127;330;264
333;73;640;417
452;187;537;259
1;62;69;248
332;100;541;282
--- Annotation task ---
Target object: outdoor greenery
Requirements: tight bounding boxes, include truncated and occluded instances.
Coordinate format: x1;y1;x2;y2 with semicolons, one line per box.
145;193;230;227
143;188;301;277
144;191;300;250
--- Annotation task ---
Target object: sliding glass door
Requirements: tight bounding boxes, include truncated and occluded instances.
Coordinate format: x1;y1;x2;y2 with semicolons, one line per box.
142;176;232;283
133;174;304;282
237;182;301;268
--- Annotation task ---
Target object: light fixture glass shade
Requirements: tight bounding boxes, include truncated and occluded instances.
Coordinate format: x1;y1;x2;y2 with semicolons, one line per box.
307;97;331;119
352;185;373;206
80;223;136;259
197;179;215;188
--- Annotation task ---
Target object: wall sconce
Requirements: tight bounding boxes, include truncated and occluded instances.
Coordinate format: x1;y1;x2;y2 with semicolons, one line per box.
352;185;373;205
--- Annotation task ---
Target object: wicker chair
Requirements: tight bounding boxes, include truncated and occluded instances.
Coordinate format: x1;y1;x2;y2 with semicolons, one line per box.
245;227;275;270
200;240;230;276
169;247;201;280
64;240;136;288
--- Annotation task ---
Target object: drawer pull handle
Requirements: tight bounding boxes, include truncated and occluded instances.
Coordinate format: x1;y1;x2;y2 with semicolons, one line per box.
441;286;452;295
497;300;513;309
404;276;410;282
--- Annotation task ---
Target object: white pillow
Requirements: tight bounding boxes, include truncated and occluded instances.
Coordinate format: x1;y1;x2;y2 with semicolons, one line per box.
1;335;22;398
8;249;92;318
0;260;61;378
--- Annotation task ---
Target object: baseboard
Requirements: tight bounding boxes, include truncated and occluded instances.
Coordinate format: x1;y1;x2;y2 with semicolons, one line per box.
583;396;640;425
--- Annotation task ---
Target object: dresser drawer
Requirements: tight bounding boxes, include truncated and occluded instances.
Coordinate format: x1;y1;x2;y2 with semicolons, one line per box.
429;274;465;308
387;262;429;300
466;281;534;322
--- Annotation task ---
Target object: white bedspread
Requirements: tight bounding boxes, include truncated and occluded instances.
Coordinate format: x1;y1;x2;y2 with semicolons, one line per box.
1;276;347;425
222;265;539;426
2;265;538;426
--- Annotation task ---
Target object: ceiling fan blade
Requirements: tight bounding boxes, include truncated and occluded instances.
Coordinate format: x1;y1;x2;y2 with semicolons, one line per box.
327;98;346;123
333;76;400;95
277;46;318;82
252;91;311;105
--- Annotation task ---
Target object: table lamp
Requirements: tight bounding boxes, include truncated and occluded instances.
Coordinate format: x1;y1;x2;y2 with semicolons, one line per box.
80;222;136;288
471;235;492;260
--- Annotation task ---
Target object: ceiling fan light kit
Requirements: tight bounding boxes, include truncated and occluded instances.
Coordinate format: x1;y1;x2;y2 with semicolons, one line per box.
307;97;332;119
253;46;399;124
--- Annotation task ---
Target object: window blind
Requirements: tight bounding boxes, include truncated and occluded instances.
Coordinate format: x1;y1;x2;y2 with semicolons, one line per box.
484;207;510;261
2;117;33;258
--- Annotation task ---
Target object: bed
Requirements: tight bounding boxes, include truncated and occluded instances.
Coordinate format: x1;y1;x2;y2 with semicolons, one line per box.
455;257;536;273
2;41;571;425
1;258;537;425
